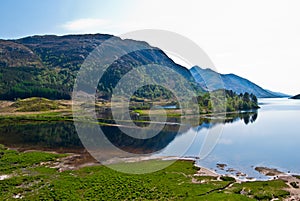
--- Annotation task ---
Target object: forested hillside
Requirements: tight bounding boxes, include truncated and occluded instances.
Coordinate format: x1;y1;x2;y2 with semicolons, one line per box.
0;34;201;100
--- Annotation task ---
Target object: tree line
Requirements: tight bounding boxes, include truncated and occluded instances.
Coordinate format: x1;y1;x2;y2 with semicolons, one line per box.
196;90;259;113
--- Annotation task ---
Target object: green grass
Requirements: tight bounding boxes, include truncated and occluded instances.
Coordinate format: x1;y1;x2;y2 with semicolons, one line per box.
0;110;73;124
0;146;64;174
228;180;290;200
11;97;68;112
0;145;291;200
134;109;182;117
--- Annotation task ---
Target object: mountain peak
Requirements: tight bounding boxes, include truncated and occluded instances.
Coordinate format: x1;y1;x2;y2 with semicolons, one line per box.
190;66;288;98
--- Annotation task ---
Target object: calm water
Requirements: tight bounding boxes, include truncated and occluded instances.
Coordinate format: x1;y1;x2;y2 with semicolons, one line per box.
1;98;299;179
0;121;83;152
157;98;300;179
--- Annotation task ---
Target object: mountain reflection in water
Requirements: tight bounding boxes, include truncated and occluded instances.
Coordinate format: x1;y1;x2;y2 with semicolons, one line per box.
0;111;257;156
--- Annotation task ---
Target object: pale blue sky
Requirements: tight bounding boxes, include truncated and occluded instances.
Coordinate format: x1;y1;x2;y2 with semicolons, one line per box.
0;0;130;38
1;0;300;95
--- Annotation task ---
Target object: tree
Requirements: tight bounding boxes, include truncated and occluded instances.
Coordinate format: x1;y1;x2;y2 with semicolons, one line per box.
243;92;250;102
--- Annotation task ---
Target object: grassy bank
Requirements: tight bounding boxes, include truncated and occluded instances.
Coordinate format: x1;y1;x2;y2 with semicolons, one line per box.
0;146;290;200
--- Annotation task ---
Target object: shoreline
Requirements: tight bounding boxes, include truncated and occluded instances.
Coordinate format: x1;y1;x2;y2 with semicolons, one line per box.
5;146;300;181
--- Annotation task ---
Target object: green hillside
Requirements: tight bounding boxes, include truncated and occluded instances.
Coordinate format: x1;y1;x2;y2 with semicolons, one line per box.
0;34;201;100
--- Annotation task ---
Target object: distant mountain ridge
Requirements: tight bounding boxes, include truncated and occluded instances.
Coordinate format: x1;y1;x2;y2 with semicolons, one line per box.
290;94;300;99
190;66;289;98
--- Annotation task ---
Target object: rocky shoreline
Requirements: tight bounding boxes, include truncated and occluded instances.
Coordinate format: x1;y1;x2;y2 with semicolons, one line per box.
254;167;300;200
200;163;300;200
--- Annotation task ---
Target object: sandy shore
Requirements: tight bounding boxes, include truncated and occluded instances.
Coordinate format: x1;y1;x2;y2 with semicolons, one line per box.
194;165;220;177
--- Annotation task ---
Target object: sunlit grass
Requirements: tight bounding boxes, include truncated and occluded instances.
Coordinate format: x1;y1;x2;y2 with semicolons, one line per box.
0;146;291;200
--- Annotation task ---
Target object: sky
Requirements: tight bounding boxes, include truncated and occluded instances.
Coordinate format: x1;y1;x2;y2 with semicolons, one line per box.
1;0;300;95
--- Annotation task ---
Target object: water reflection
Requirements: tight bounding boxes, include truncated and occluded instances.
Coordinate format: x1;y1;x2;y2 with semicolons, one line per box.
156;111;258;158
0;121;83;152
0;111;257;155
225;111;258;125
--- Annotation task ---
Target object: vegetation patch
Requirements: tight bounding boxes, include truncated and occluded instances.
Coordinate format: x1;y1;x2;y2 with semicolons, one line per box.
220;176;236;182
290;181;299;188
0;145;291;200
229;180;290;200
0;146;63;174
11;97;68;112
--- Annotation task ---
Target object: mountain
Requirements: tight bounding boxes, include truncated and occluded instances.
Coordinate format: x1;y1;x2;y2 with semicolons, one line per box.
290;94;300;99
0;34;201;100
190;66;289;98
264;89;290;98
0;40;43;68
